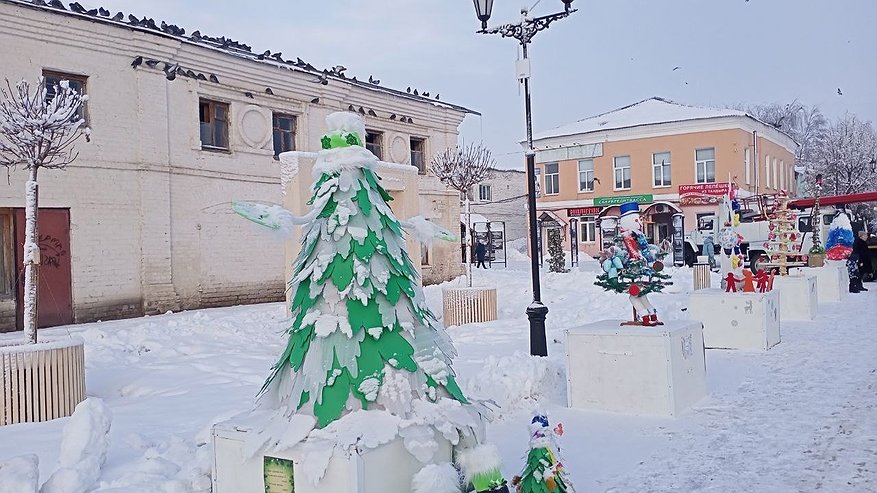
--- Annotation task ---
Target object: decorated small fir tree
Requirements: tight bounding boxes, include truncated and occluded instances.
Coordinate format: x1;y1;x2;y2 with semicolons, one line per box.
513;415;572;493
594;203;672;326
809;174;825;256
761;193;805;275
546;227;566;273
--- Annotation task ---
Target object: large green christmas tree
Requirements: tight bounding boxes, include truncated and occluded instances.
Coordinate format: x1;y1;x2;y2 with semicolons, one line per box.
248;113;470;431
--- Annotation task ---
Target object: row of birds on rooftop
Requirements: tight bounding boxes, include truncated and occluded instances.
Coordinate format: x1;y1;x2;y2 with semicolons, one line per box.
28;0;443;102
131;55;416;123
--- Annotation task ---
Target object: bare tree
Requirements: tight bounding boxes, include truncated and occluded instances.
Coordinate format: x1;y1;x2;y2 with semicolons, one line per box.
812;113;877;196
0;78;90;344
430;143;495;286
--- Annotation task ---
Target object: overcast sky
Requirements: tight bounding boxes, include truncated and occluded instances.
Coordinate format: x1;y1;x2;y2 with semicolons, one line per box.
100;0;877;169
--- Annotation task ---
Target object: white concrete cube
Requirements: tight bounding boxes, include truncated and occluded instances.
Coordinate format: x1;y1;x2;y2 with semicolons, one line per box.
565;320;707;416
688;288;780;351
773;275;818;321
212;419;451;493
791;263;848;303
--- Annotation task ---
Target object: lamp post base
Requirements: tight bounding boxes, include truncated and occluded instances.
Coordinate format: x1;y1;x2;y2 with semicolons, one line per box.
526;302;549;356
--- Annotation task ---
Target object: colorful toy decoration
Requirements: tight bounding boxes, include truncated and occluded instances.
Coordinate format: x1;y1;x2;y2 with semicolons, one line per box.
724;271;742;292
742;270;756;292
458;444;510;493
512;415;573;493
595;202;672;326
825;211;854;261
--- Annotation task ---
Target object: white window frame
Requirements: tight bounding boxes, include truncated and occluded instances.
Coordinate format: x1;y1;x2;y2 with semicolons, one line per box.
764;155;771;189
652;152;672;188
577;159;594;192
772;158;779;190
581;215;597;243
613;156;631;190
695;148;716;184
544;162;560;195
744;148;751;185
478;183;492;202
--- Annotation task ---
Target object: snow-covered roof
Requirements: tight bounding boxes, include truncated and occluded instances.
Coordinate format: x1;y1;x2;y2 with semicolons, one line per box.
1;0;478;116
532;97;755;142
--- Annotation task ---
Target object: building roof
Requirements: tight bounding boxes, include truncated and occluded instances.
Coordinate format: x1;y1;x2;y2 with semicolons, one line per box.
532;97;780;142
2;0;478;115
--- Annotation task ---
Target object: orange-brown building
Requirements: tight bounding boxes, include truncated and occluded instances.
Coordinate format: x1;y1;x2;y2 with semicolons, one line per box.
530;98;798;258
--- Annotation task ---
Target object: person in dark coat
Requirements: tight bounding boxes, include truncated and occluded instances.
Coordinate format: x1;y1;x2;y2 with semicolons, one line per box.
853;231;874;282
848;252;866;293
474;241;488;269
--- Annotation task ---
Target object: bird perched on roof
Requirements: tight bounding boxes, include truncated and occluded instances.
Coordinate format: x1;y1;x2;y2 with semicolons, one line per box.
69;2;86;14
314;72;328;85
369;75;380;85
406;87;411;93
196;73;207;81
85;8;98;16
244;92;254;99
131;56;143;69
209;74;219;83
146;59;160;68
367;109;377;117
271;52;284;62
310;97;320;104
348;105;355;111
423;92;429;97
435;94;440;100
389;114;397;120
331;65;347;76
265;87;274;95
413;89;419;96
127;14;138;24
257;50;270;60
111;12;123;21
47;0;65;9
98;7;110;16
190;30;202;41
358;107;366;115
163;63;179;81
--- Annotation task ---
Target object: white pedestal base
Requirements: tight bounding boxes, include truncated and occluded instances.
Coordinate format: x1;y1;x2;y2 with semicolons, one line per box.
212;419;451;493
773;275;818;321
688;289;780;350
791;263;848;303
565;320;707;416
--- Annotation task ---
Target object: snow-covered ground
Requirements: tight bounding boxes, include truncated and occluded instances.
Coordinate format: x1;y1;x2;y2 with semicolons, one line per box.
1;258;875;492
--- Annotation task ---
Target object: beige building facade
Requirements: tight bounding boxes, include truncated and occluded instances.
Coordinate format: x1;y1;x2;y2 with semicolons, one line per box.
0;0;467;331
530;98;797;258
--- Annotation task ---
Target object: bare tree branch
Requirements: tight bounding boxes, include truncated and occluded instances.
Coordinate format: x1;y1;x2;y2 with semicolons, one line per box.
430;142;496;196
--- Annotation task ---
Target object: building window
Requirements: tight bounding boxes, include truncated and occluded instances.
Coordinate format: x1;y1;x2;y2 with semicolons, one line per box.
764;155;771;189
745;148;751;185
780;160;786;189
410;137;426;174
43;70;88;124
544;162;560;195
581;215;597;243
652;152;671;187
478;184;492;202
773;158;779;190
695;148;715;184
272;113;296;157
421;242;430;266
614;156;631;190
365;130;383;160
199;99;229;150
578;159;594;192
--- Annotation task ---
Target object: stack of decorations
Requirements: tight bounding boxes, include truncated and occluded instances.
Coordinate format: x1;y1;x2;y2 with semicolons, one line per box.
760;192;805;275
595;202;672;326
825;212;854;261
808;174;826;266
718;184;746;291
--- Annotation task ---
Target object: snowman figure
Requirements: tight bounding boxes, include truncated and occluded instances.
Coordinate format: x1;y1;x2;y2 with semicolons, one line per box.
618;202;663;326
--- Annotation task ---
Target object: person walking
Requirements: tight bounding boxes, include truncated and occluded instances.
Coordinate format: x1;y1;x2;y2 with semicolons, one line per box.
474;240;488;269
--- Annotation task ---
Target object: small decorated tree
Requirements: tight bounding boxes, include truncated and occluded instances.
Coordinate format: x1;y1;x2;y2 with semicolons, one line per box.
546;227;566;273
825;211;854;260
513;415;573;493
761;193;805;275
808;174;826;266
0;78;89;344
594;202;672;326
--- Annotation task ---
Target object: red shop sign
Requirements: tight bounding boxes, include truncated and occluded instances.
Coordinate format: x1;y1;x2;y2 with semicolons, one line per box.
568;207;602;216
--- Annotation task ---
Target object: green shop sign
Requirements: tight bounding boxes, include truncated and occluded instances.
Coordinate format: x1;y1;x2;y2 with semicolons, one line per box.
593;194;653;207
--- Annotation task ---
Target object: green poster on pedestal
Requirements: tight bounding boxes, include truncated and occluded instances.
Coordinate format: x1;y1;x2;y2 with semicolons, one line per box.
264;456;294;493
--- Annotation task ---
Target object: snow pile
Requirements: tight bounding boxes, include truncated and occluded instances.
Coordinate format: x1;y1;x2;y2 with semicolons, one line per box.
412;463;462;493
0;454;39;493
40;398;112;493
463;352;564;417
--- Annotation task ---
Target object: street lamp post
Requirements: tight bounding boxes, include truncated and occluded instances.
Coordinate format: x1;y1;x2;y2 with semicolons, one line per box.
472;0;576;357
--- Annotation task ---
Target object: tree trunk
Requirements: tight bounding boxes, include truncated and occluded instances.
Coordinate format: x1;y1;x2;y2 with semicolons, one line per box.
465;196;472;288
23;169;39;344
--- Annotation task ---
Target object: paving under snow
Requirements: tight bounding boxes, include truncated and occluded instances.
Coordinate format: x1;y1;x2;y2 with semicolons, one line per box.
1;255;875;492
